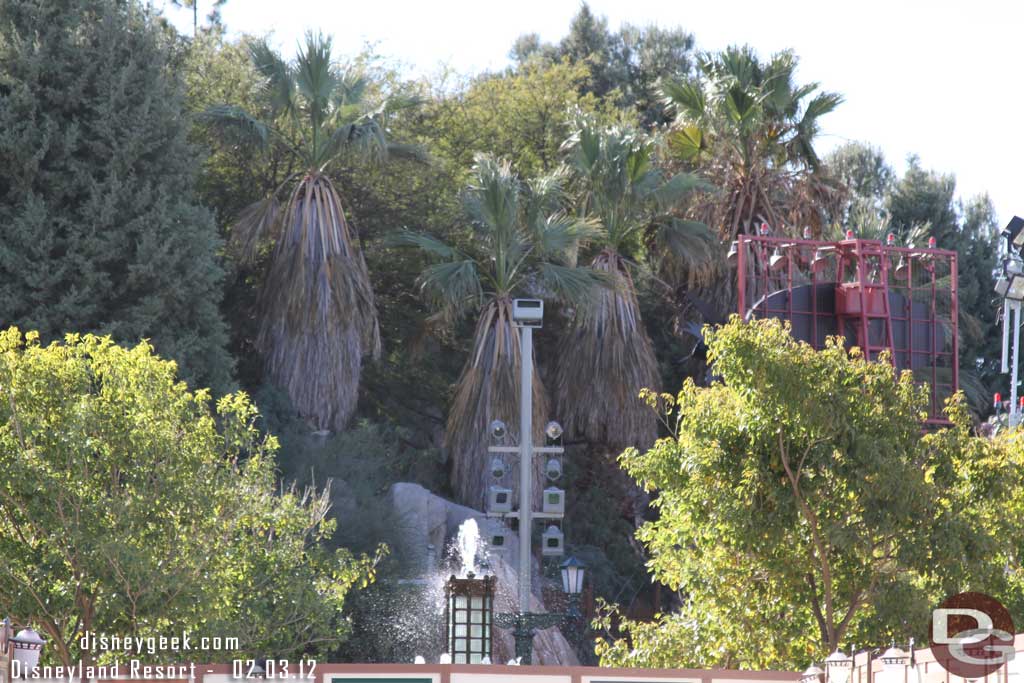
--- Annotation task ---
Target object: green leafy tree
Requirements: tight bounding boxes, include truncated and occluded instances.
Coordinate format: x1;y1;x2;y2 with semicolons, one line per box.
391;154;603;506
0;328;378;668
0;0;233;393
511;5;696;125
614;23;696;125
661;46;844;241
201;33;420;431
554;115;716;453
597;318;1008;669
558;3;618;98
824;142;895;232
421;59;614;178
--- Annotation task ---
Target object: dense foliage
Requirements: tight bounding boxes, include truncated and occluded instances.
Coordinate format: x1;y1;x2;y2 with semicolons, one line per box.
0;329;377;667
0;0;1013;665
0;0;233;392
597;318;1013;669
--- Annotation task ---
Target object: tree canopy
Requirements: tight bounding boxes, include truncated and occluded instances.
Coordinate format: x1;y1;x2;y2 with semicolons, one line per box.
0;0;1016;667
0;0;233;392
0;328;377;667
598;318;1014;669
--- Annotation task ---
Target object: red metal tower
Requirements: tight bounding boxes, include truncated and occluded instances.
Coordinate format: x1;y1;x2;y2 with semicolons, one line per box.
735;231;958;424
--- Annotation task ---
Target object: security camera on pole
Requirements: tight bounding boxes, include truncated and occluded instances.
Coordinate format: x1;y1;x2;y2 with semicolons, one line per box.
485;299;583;664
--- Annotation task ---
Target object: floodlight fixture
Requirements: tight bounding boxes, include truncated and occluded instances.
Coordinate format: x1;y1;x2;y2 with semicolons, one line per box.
1003;215;1024;250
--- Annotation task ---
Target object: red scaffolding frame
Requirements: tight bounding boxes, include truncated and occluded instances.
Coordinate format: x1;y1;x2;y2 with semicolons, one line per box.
736;234;958;425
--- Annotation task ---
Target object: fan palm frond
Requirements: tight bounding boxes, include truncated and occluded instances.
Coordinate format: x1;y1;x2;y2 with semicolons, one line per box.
649;171;716;211
655;218;722;288
659;78;707;122
197;105;276;151
248;39;296;116
230;196;283;265
532;213;602;260
554;250;659;451
256;173;380;431
294;32;339;123
386;229;460;259
418;260;484;324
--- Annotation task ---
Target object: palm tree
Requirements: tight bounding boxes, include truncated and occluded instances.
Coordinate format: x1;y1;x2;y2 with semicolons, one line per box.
391;154;602;507
660;46;844;241
554;116;716;453
202;33;416;431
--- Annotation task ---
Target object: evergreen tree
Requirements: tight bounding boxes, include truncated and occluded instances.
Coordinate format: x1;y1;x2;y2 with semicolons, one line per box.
0;0;233;392
886;158;1000;414
559;2;616;97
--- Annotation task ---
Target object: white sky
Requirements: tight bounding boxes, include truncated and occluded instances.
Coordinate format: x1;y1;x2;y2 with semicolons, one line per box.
164;0;1024;230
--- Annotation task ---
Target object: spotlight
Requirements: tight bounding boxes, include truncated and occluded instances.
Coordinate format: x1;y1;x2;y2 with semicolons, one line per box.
1003;216;1024;250
769;247;787;272
544;421;563;440
490;456;506;479
545;458;562;480
490;420;507;440
727;240;738;264
1006;259;1024;301
996;274;1009;297
895;256;909;280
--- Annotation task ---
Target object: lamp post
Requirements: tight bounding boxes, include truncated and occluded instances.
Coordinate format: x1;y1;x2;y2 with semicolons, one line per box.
801;665;825;683
560;557;586;652
489;298;581;664
825;649;853;683
445;572;497;663
877;645;908;683
9;625;45;678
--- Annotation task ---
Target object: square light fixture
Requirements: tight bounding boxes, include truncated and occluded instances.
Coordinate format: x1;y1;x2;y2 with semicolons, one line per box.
1004;215;1024;249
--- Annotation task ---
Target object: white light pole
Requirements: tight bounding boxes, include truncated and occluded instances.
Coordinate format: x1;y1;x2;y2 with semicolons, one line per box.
489;299;571;664
999;216;1024;427
517;315;533;618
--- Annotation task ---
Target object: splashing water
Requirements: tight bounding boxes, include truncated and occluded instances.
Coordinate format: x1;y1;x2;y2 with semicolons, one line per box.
456;518;480;576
